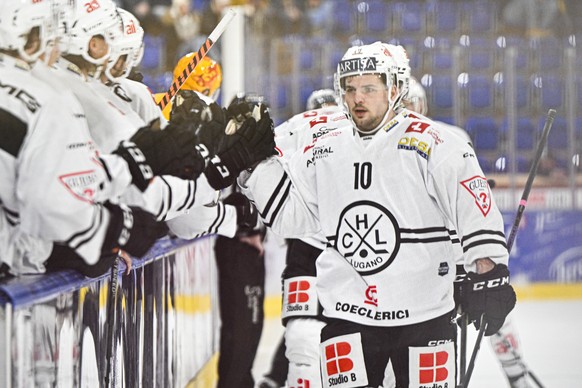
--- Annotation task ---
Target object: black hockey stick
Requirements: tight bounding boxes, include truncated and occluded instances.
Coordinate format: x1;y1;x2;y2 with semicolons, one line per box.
157;9;235;110
459;108;556;388
104;254;121;388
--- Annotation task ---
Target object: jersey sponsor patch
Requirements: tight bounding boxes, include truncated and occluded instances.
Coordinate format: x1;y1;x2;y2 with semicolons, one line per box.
460;176;492;216
334;201;400;275
320;332;368;388
59;170;100;203
282;276;319;319
405;121;430;134
408;342;455;388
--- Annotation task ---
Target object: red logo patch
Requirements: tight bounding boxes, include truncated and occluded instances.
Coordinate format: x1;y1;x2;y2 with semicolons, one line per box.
288;280;310;303
419;351;449;383
461;176;491;216
405;121;429;134
325;341;354;375
364;285;377;306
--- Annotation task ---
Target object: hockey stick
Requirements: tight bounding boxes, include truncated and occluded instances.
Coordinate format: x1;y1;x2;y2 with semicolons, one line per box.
104;254;120;388
156;8;236;110
459;109;556;388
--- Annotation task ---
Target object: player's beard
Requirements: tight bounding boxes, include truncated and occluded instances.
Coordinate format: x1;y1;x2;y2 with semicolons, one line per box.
351;105;385;133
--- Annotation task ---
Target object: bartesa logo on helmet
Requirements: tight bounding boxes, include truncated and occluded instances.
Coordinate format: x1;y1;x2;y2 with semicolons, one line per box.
338;57;377;74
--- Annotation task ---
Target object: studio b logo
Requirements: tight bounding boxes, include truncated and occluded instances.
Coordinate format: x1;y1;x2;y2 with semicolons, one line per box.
288;280;310;304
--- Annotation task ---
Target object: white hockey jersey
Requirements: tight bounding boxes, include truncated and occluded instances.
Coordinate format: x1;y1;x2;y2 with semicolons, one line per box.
241;109;509;327
49;58;217;221
0;54;113;266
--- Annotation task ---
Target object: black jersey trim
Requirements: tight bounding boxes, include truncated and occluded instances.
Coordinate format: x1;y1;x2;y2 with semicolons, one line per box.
462;229;506;243
264;180;292;227
260;172;289;219
176;180;193;212
207;202;225;235
0;108;27;157
463;238;508;252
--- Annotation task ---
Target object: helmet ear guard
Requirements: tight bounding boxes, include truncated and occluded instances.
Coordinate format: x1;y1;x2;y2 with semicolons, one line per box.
0;0;54;64
104;8;144;81
59;0;122;68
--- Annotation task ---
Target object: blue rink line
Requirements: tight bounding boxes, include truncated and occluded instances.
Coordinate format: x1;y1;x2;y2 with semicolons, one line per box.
0;236;206;308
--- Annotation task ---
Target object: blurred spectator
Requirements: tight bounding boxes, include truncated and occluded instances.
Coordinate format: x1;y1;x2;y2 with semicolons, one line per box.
501;0;574;38
270;0;308;36
171;0;203;58
305;0;333;37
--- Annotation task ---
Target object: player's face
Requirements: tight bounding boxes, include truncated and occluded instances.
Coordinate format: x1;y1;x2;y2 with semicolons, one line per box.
344;74;389;132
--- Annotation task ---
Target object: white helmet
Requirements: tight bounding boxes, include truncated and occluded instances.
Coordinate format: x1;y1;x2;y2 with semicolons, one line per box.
336;41;399;133
406;76;428;115
60;0;122;66
0;0;55;63
383;43;411;107
306;88;338;110
104;8;144;81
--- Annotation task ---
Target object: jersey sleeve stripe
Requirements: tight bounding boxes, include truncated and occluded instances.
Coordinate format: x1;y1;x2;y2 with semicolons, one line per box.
260;172;290;217
263;180;292;227
462;238;508;253
207;202;226;235
66;207;103;249
176;180;193;212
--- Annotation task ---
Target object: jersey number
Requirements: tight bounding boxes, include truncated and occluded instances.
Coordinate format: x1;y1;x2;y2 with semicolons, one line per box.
353;162;372;190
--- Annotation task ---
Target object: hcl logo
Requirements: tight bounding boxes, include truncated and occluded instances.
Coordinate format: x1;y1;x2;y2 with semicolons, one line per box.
85;0;101;13
288;280;310;303
419;351;449;384
325;342;353;375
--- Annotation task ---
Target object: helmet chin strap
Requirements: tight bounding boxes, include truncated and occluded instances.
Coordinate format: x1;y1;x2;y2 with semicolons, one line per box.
352;89;404;135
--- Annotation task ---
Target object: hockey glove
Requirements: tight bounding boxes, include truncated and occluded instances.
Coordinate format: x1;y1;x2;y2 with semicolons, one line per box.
45;244;116;278
223;191;259;235
170;92;228;156
204;115;277;190
224;100;269;135
115;124;207;190
102;202;169;258
459;263;516;336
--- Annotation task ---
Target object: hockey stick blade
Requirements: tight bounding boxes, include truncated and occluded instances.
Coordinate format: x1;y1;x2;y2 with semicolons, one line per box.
459;109;556;388
157;8;236;110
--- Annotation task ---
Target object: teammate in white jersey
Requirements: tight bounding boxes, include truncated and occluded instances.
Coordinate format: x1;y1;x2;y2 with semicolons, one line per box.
260;88;342;388
102;7;167;130
240;41;517;387
406;77;536;388
0;0;166;277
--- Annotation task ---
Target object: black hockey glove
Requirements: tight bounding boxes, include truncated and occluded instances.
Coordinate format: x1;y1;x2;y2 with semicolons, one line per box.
224;100;269;134
204;115;277;190
459;263;516;336
102;202;169;258
223;191;259;235
45;244;117;278
170;92;228;156
115;124;207;190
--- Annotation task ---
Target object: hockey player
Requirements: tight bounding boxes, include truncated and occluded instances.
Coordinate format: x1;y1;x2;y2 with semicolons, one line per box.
260;87;342;388
102;7;167;130
239;41;516;387
406;77;536;388
0;0;165;277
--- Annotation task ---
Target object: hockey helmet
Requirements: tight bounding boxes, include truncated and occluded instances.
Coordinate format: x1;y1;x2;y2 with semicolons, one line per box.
104;8;144;80
173;54;222;100
0;0;55;63
406;77;428;115
382;43;411;107
60;0;122;66
336;41;399;133
306;88;338;110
